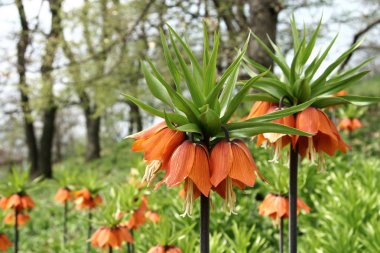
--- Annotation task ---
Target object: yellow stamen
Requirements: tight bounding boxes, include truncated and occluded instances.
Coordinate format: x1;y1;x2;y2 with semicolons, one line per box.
317;152;326;172
225;177;237;214
142;160;162;186
181;179;195;217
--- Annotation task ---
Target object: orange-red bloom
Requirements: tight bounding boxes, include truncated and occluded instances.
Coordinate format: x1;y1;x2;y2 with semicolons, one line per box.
128;122;186;185
4;194;34;211
165;141;212;215
338;118;362;132
4;212;30;226
293;107;350;169
245;101;274;120
0;233;12;252
54;188;72;203
90;226;133;248
258;193;310;223
148;245;182;253
0;197;8;209
127;196;148;230
74;189;102;209
210;139;263;212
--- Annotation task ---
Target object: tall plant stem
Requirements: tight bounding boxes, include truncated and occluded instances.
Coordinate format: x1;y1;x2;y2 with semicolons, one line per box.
109;246;113;253
87;209;92;253
130;229;134;253
200;194;210;253
14;209;19;253
200;135;210;253
63;201;68;245
279;217;284;253
289;145;299;253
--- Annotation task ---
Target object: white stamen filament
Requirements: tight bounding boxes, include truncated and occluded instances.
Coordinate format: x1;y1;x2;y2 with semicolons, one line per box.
182;179;194;217
225;177;237;214
269;138;282;163
142;160;162;186
318;152;326;172
306;137;317;163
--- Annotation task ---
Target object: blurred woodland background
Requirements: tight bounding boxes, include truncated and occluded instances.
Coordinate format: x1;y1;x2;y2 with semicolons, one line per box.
0;0;379;177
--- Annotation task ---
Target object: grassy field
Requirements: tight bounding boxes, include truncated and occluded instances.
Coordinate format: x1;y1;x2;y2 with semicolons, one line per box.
1;138;379;252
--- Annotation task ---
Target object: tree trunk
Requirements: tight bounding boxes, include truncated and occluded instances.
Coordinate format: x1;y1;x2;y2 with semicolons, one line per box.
128;102;143;134
15;0;39;176
38;0;63;178
39;107;57;178
248;0;283;68
85;109;101;161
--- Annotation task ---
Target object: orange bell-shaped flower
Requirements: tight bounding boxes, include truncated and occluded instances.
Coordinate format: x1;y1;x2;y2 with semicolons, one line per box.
90;226;133;248
210;139;263;212
165;141;212;215
293;107;349;170
128;122;185;185
74;189;102;209
338;118;362;132
258;193;310;224
148;245;182;253
54;188;72;203
4;212;30;226
5;194;34;211
0;233;12;252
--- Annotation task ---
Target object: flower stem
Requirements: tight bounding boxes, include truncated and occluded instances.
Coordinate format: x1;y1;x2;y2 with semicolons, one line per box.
87;209;92;253
130;229;135;253
14;209;19;253
279;217;284;253
289;145;299;253
109;246;113;253
200;194;209;253
63;201;68;245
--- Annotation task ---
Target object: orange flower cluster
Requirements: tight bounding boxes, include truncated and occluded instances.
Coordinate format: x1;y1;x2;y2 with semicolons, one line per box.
129;122;263;214
0;233;12;252
147;245;182;253
338;118;362;132
0;194;34;226
54;187;72;203
90;225;133;249
4;213;30;226
74;188;102;209
258;193;310;224
247;102;350;169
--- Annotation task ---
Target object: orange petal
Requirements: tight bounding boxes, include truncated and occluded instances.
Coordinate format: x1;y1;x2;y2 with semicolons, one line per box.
229;140;256;187
294;107;319;145
165;141;195;187
210;140;232;187
188;144;211;196
245;101;273;119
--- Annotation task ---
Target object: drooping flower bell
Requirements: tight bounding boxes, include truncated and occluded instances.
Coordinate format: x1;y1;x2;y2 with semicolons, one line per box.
54;187;72;203
3;193;34;211
145;211;160;223
0;233;12;252
258;193;310;224
90;225;133;249
4;212;30;226
247;101;296;162
74;188;102;209
210;138;264;212
126;196;148;230
148;245;182;253
165;140;212;216
338;118;362;132
293;107;350;169
128;121;185;186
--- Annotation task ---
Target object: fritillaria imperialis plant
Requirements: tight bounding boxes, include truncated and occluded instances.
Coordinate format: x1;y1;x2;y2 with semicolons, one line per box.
244;16;380;253
54;169;78;245
0;168;38;253
337;104;366;133
125;23;312;253
0;230;12;252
